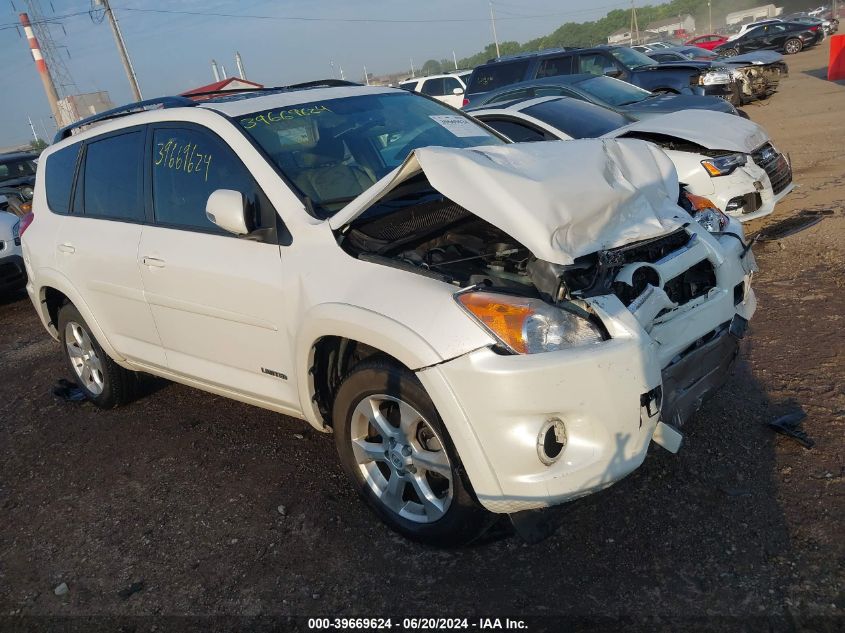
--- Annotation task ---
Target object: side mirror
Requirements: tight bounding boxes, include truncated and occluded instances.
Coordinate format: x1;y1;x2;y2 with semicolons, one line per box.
452;87;465;95
604;66;622;77
206;189;249;235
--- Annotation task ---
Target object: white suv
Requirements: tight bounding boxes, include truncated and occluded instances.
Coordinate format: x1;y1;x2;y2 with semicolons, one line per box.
399;73;468;108
22;82;758;544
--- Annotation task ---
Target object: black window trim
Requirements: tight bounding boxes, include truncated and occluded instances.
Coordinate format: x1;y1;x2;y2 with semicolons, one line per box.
148;121;287;245
476;114;559;142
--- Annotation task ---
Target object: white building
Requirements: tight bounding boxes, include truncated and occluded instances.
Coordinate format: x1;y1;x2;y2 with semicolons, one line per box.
56;92;115;129
726;4;783;25
607;27;633;45
644;14;696;36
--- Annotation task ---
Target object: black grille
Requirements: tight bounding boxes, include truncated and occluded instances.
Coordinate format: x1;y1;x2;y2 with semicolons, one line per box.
752;142;792;195
355;200;469;241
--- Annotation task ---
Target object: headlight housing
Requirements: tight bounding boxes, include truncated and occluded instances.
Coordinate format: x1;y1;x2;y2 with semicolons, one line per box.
683;192;730;233
456;291;603;354
699;70;732;85
701;152;747;177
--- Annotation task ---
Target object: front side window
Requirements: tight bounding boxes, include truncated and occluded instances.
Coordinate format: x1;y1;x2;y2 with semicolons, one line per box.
536;56;573;78
151;127;258;232
45;144;79;215
238;92;501;216
83;131;144;221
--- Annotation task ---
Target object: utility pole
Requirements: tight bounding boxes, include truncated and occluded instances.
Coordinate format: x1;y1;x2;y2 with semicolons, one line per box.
94;0;142;101
630;1;640;45
489;2;501;58
708;1;712;33
211;60;221;82
363;65;370;85
27;116;39;143
410;58;415;78
19;13;60;127
452;50;458;70
220;64;228;79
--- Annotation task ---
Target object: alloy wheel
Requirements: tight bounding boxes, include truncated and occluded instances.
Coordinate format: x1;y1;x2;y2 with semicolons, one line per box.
349;394;453;523
65;321;105;395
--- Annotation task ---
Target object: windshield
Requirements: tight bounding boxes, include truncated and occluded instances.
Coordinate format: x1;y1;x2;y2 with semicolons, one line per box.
238;92;501;216
0;159;36;181
523;98;629;138
609;47;657;70
576;75;653;107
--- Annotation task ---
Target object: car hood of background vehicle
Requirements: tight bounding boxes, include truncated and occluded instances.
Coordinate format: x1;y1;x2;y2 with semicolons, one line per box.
605;109;769;153
723;50;785;65
330;139;686;266
642;60;723;72
623;93;736;118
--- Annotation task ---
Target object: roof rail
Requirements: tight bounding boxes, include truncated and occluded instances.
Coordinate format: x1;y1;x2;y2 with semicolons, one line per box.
53;80;361;143
54;96;195;142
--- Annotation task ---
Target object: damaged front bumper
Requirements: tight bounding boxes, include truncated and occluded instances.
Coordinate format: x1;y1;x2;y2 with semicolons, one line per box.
416;221;757;515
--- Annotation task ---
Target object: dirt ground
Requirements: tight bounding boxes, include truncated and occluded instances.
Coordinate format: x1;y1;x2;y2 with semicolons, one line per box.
1;41;843;631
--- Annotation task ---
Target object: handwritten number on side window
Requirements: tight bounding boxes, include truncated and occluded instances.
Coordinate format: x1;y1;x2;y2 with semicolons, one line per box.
155;139;212;182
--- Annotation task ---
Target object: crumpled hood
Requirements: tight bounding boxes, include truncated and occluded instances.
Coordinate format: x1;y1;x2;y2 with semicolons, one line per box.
331;139;686;266
605;109;770;153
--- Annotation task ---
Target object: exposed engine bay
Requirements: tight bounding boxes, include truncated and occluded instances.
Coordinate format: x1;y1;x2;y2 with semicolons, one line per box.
339;176;714;311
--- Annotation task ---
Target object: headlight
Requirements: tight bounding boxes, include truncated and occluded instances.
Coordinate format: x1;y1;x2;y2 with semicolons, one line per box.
456;291;603;354
699;70;732;85
684;192;729;233
701;152;747;177
21;186;34;200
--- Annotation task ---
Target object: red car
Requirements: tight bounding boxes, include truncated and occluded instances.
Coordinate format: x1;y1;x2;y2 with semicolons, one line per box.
685;34;729;50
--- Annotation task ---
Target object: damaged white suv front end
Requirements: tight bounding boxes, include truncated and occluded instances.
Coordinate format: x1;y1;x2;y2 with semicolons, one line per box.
332;138;757;521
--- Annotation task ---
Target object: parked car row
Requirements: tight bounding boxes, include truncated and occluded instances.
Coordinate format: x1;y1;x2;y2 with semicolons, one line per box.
16;75;776;544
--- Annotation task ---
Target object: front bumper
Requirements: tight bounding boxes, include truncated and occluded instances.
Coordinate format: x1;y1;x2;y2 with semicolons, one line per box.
418;223;757;514
706;160;793;222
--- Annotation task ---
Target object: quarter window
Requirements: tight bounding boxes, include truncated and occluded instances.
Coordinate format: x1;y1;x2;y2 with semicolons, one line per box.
151;127;258;232
83;131;145;221
45;144;79;215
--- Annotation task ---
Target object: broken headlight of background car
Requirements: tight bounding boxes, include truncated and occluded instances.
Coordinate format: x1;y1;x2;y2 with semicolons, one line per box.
681;192;730;233
701;152;747;177
699;70;733;85
456;291;603;354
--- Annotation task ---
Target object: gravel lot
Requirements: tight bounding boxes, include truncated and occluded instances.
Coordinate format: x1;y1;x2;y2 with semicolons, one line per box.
1;40;843;631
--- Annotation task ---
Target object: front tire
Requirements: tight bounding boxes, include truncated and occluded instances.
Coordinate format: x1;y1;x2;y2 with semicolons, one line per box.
333;358;490;546
58;303;136;408
783;38;803;54
720;48;738;57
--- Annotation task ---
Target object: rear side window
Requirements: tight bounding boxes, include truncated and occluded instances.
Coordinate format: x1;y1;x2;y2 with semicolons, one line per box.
151;127;258;233
83;131;145;221
467;60;530;95
578;53;609;75
399;81;418;91
523;98;629;139
536;56;573;78
45;144;79;215
421;78;446;96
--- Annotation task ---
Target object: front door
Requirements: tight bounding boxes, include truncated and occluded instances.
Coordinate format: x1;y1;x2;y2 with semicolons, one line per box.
137;124;299;410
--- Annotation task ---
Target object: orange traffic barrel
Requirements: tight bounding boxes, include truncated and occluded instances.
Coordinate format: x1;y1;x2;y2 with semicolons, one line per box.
829;34;845;81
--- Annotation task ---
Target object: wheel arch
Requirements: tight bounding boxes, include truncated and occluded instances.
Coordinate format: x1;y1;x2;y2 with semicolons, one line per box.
296;303;445;430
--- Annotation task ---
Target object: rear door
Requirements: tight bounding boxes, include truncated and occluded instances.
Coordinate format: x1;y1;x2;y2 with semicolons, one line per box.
137;123;298;408
55;127;166;366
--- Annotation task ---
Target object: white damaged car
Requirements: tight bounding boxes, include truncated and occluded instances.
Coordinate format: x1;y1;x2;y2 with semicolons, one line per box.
469;96;793;222
23;84;757;544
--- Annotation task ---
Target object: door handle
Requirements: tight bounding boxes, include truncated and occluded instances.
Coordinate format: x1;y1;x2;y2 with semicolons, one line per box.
142;256;166;268
57;243;75;254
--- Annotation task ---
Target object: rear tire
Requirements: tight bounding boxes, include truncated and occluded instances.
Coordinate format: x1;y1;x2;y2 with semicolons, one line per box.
332;358;490;546
783;38;803;54
58;303;137;409
720;48;738;57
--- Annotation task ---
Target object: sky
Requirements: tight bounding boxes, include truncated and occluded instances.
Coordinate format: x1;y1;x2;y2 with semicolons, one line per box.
0;0;630;147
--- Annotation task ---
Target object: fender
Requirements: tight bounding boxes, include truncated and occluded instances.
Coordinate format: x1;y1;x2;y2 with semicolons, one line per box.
295;302;445;428
31;266;130;368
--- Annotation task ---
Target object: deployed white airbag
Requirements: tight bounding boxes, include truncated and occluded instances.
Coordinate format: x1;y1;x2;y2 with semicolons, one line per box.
332;139;686;266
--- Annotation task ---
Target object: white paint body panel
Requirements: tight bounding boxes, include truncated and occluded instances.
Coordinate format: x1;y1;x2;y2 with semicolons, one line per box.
23;86;758;515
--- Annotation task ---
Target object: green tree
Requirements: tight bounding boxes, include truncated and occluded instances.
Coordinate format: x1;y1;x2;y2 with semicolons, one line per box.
421;59;443;75
29;138;48;153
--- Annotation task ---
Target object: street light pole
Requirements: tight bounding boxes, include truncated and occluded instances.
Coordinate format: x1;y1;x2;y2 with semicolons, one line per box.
490;2;501;58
